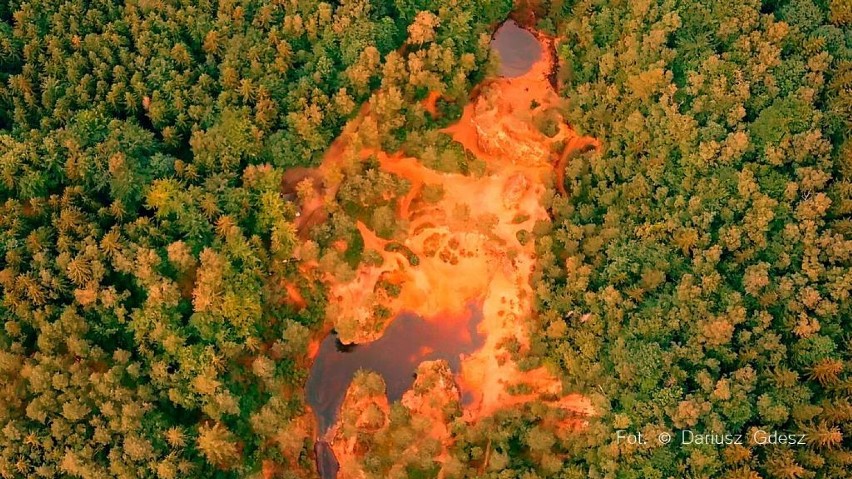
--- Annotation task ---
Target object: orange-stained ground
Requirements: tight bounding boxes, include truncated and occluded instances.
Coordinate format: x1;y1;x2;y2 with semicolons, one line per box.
297;28;598;477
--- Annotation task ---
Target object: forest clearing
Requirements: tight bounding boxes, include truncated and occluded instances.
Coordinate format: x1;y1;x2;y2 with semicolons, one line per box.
302;22;596;477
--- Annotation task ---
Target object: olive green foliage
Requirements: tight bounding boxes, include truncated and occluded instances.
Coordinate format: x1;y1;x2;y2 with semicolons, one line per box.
350;396;578;479
3;0;849;477
533;0;852;477
402;130;486;175
0;0;511;477
337;159;411;239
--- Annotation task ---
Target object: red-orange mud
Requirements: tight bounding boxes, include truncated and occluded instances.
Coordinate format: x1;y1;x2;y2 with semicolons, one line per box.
283;282;307;310
422;90;441;117
299;28;598;477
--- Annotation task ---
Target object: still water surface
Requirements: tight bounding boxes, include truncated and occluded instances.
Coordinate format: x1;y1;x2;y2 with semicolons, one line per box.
491;20;541;77
306;305;484;478
306;304;484;433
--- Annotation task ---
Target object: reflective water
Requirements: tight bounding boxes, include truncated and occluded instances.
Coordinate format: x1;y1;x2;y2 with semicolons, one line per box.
306;304;484;478
491;20;541;77
306;304;484;434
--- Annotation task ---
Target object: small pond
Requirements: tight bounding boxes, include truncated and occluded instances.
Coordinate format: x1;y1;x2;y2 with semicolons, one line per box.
490;20;542;77
306;304;484;478
306;304;484;433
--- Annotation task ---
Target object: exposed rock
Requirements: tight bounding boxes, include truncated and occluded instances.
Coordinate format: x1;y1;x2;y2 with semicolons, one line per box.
502;172;530;208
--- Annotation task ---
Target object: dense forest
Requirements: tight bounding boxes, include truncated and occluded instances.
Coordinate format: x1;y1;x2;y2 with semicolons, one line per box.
535;0;852;478
0;0;850;478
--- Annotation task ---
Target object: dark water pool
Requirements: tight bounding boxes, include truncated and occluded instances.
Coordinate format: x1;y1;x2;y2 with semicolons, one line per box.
306;304;484;478
307;303;484;432
491;20;541;77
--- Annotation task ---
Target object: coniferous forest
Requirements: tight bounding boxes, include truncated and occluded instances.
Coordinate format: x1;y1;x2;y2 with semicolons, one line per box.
0;0;850;478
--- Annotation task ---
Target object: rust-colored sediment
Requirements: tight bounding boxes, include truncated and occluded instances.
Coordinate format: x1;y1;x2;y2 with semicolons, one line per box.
422;90;441;117
297;28;598;477
283;281;307;310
